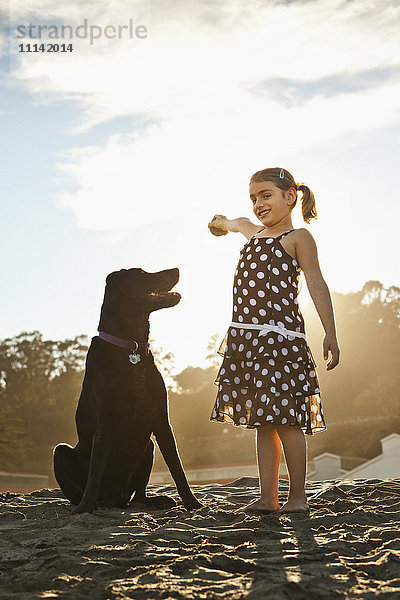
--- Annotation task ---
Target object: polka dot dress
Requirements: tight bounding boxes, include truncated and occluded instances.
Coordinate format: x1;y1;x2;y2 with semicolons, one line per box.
209;229;326;435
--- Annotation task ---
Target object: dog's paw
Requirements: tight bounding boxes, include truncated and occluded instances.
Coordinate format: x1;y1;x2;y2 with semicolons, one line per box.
71;503;95;515
183;497;203;510
144;495;177;509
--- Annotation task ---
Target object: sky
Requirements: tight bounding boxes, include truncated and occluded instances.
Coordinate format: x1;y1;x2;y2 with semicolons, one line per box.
0;0;399;373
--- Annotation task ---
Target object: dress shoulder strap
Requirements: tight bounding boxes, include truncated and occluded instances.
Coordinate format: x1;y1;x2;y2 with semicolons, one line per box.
252;228;295;241
254;226;266;236
249;227;266;240
275;229;295;240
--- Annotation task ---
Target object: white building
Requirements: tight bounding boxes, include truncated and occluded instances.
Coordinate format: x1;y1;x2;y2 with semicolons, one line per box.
307;433;400;481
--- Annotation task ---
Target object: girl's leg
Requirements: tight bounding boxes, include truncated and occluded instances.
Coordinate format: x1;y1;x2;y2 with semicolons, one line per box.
256;424;282;508
235;424;281;511
275;424;309;510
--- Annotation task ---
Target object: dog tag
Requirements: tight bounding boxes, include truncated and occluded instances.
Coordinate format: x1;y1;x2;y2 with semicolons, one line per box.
129;353;141;365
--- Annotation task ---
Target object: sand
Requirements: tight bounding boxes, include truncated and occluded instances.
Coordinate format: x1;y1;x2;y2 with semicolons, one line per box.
0;477;399;599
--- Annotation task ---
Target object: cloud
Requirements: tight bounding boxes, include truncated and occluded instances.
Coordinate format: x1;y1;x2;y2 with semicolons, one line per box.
9;0;400;125
6;0;400;231
55;72;400;233
246;66;400;109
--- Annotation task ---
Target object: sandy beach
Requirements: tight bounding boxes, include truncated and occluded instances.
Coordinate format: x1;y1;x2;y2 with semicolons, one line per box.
0;477;399;599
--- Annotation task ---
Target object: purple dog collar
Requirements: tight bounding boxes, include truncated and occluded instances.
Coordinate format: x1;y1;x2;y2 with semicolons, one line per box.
99;330;137;349
98;331;150;364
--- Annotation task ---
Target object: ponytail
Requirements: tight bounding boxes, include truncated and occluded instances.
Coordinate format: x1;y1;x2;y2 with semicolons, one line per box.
249;167;318;224
297;184;317;224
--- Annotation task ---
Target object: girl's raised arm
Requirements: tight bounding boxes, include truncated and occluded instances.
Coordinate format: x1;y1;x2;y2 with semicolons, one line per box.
208;215;261;240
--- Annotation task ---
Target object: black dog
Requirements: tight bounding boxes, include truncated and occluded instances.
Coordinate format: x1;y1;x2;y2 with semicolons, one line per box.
53;267;202;514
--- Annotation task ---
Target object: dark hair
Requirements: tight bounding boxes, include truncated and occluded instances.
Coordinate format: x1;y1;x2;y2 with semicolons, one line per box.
249;167;317;224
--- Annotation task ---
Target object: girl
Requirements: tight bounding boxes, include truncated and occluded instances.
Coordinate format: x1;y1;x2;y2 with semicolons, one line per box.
208;167;340;514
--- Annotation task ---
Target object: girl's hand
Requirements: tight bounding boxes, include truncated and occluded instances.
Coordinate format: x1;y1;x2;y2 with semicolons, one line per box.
208;214;229;236
323;334;340;370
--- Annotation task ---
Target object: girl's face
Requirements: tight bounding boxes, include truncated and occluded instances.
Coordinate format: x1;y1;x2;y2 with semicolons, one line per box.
249;180;296;227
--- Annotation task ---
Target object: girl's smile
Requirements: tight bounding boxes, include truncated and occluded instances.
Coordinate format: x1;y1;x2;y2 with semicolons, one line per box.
258;208;271;217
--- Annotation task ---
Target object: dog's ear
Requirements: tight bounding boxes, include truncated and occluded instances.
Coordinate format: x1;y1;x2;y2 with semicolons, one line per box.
105;270;127;293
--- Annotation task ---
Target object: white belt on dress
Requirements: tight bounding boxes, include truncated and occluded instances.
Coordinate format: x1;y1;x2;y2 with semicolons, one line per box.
230;321;306;340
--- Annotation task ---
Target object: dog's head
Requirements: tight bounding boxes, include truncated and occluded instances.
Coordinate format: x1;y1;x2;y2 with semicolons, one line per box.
105;267;181;314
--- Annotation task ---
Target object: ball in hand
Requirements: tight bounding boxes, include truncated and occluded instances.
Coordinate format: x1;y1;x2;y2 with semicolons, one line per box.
209;226;228;236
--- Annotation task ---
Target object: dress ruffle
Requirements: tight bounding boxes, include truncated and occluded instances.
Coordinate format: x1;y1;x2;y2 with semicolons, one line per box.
210;327;326;435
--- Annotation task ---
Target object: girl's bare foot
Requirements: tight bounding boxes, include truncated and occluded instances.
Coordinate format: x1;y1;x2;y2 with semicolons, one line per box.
278;496;309;513
234;498;280;513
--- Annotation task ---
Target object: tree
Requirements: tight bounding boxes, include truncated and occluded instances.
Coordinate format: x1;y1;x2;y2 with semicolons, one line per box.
0;331;88;475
